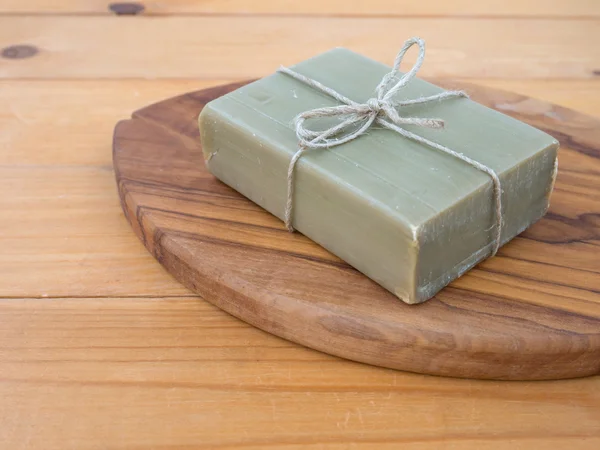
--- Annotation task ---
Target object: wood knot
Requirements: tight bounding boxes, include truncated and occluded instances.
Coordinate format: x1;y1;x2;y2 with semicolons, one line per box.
1;45;39;59
109;2;145;15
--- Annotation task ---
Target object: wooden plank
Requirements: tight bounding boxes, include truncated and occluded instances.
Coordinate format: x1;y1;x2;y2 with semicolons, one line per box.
0;17;598;79
0;297;598;449
0;166;189;298
0;80;224;166
1;0;598;18
2;79;599;168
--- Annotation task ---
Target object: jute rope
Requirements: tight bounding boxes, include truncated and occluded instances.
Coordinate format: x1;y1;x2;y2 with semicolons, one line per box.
278;37;503;256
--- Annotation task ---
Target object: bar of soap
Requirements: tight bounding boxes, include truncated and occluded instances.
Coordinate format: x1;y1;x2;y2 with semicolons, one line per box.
198;48;559;304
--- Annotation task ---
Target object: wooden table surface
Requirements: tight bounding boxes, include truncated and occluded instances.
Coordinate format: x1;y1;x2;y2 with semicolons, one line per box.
1;1;599;448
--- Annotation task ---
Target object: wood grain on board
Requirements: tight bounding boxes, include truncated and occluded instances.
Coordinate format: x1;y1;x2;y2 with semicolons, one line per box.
113;80;600;380
1;296;599;449
1;17;599;79
1;0;598;17
0;166;190;298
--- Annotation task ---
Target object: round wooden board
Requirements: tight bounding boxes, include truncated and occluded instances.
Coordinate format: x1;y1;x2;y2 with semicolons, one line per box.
113;80;600;380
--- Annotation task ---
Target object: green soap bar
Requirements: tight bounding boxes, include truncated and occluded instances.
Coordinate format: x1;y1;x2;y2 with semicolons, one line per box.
198;48;559;304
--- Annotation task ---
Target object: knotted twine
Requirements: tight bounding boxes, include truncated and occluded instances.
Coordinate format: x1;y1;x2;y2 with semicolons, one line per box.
278;37;503;256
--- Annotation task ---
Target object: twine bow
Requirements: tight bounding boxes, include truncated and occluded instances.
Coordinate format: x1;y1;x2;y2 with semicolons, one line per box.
278;37;503;256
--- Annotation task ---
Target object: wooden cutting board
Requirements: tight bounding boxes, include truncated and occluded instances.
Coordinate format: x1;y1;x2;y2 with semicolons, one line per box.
112;80;600;381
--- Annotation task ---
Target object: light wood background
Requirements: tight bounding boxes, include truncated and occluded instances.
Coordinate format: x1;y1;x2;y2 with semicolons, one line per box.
1;1;599;448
